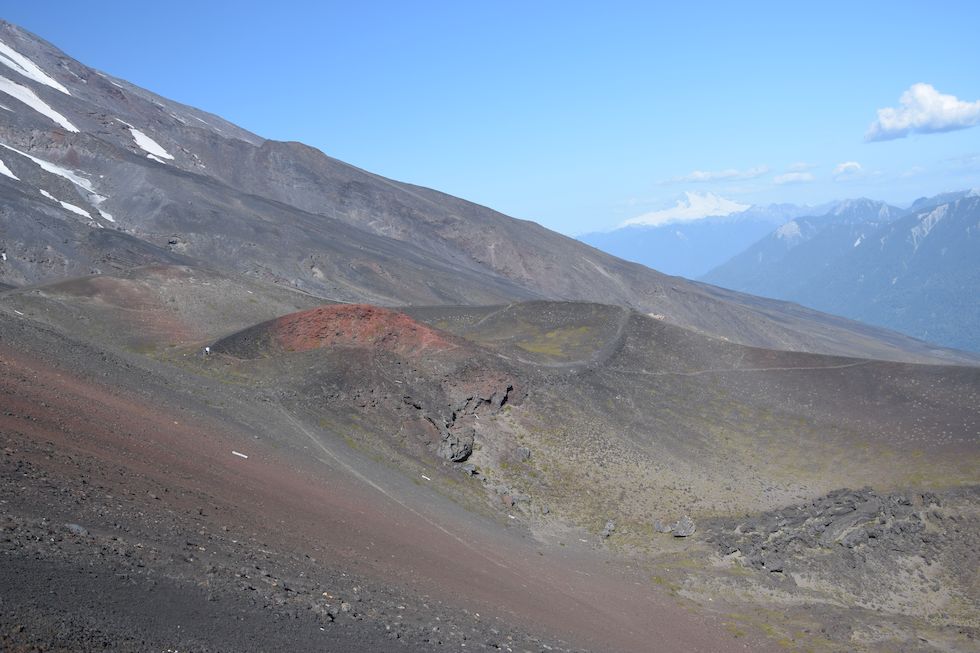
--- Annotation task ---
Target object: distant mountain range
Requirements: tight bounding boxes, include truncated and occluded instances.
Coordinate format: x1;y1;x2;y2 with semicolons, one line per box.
702;192;980;352
583;191;979;353
578;203;819;279
701;198;904;296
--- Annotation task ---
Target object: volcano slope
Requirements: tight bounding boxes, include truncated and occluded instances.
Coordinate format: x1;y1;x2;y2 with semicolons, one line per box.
403;303;979;649
202;299;978;652
2;283;792;653
6;271;974;651
0;264;328;351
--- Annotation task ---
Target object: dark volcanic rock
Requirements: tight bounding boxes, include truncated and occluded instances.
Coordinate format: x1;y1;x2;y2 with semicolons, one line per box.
706;487;963;573
438;427;475;462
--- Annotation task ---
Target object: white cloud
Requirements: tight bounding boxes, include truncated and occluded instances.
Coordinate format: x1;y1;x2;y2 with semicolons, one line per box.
660;165;769;184
833;161;862;180
621;192;750;227
773;172;815;185
866;83;980;141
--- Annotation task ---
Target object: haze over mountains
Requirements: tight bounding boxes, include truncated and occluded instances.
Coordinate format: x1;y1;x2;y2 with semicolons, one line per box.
584;191;980;353
0;19;978;653
579;199;822;278
702;193;980;352
702;198;905;292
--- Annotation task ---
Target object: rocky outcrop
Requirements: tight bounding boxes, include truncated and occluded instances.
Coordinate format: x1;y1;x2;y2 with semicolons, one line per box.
403;382;515;463
436;425;475;463
705;487;953;573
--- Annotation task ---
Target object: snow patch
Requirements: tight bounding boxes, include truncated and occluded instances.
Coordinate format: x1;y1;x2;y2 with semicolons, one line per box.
0;142;94;192
0;75;78;131
87;193;115;222
0;157;18;180
0;39;70;95
776;220;802;241
853;235;864;248
126;126;174;160
58;199;90;218
38;187;93;220
910;204;947;251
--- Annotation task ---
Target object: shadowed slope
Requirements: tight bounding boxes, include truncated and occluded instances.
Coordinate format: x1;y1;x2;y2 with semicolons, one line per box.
0;265;327;350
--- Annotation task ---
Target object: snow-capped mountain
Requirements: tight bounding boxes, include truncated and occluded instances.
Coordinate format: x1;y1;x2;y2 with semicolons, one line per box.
578;201;819;279
703;194;980;352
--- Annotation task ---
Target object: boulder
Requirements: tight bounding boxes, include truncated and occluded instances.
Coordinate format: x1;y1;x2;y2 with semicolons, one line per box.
438;427;474;462
64;523;89;536
653;519;673;534
600;520;616;538
673;515;696;537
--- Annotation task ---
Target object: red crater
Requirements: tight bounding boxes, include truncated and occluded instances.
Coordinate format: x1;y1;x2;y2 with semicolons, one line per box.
268;304;461;357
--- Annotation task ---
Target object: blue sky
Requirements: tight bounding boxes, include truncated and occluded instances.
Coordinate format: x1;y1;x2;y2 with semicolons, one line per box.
5;1;980;234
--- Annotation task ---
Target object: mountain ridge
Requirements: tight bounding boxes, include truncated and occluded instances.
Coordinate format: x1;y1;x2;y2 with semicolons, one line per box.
703;193;980;351
0;18;975;368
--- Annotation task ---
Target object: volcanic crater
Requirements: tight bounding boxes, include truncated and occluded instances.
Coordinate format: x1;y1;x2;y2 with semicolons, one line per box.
213;303;466;359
